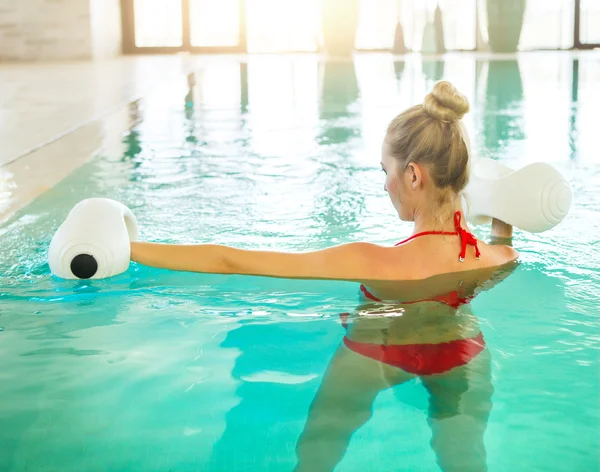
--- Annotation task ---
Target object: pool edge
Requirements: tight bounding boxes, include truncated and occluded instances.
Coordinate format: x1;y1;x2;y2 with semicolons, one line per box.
0;105;136;225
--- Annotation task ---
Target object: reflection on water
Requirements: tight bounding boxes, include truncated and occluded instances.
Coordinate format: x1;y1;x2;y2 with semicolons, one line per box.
569;60;579;161
479;60;525;157
312;61;365;241
422;59;446;86
320;62;360;119
209;319;339;471
1;54;599;471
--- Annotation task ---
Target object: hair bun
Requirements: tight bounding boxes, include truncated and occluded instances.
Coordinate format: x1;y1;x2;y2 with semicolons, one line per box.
423;81;470;122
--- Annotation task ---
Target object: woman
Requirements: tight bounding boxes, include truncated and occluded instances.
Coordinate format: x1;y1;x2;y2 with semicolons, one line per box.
131;81;518;471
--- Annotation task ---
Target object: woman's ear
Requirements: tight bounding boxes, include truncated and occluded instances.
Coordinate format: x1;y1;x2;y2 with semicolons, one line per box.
407;162;424;189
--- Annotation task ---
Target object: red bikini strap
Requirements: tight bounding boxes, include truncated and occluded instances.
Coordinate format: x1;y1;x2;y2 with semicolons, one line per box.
394;230;457;246
453;211;481;262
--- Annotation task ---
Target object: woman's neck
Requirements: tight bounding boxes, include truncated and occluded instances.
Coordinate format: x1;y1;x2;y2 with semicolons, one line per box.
412;198;465;235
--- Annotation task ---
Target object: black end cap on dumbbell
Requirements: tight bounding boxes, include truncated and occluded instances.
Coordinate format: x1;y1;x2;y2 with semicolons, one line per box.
70;254;98;279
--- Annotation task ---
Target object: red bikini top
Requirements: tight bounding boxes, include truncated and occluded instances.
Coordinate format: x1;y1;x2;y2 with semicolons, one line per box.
360;211;480;307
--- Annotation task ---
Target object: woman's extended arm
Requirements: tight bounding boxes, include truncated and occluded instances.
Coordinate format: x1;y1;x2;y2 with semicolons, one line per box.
130;241;391;281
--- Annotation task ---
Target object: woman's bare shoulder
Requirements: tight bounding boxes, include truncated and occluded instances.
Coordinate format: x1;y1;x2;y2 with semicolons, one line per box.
481;241;519;265
365;236;518;282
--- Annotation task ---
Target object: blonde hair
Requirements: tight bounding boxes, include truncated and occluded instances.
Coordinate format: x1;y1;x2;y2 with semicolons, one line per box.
386;81;470;198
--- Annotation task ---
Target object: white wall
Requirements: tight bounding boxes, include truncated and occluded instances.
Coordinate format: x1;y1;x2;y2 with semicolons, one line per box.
0;0;122;61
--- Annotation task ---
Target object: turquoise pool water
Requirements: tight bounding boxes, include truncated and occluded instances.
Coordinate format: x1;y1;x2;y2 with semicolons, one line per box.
1;55;599;471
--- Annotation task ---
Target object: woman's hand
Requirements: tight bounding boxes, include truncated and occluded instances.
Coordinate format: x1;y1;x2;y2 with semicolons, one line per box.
490;218;513;240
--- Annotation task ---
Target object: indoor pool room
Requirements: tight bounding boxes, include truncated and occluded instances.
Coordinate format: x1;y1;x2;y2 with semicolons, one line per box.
0;1;599;471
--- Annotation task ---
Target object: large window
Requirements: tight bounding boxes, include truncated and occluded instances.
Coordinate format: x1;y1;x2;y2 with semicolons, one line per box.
355;0;476;51
123;0;246;52
190;0;240;48
519;0;574;50
439;0;477;50
580;0;600;45
355;0;397;50
246;0;320;52
133;0;183;47
122;0;600;54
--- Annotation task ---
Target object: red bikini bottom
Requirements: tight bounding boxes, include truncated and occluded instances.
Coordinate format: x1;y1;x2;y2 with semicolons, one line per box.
343;332;485;376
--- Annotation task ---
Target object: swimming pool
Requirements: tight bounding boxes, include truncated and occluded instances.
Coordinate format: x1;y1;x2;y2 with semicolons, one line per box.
1;54;599;471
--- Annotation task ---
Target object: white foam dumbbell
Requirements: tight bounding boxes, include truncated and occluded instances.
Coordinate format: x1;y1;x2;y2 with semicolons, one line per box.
48;198;138;279
463;158;572;233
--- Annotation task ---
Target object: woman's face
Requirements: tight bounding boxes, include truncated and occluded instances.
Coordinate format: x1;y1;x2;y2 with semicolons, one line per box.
381;140;419;221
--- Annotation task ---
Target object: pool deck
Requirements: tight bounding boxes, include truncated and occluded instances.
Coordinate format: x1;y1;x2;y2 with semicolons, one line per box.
0;54;215;223
0;50;598;224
